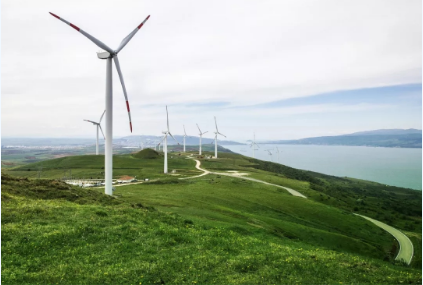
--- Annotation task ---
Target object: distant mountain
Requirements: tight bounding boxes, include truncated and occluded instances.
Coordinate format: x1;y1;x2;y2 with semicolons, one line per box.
345;129;422;136
117;135;245;146
1;136;245;148
263;129;422;148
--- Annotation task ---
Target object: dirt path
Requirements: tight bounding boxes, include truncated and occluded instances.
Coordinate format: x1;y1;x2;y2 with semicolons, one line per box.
354;214;413;265
181;158;307;198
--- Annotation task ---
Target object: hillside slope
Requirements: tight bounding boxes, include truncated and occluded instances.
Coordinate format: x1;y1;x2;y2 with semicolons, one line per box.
2;173;422;284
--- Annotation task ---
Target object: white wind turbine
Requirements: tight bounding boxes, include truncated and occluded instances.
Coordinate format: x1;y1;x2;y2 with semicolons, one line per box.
249;132;259;158
83;110;106;155
49;12;150;195
265;149;273;162
158;106;179;173
275;146;281;163
196;124;208;155
183;125;188;153
213;116;226;159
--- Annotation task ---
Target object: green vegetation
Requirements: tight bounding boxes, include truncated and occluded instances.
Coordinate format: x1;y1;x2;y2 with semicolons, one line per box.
2;149;422;283
2;173;421;284
246;158;422;233
132;148;161;159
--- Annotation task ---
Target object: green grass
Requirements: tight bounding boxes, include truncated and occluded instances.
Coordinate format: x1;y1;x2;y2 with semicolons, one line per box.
2;174;421;284
8;152;199;181
113;175;394;260
2;149;422;283
132;148;161;159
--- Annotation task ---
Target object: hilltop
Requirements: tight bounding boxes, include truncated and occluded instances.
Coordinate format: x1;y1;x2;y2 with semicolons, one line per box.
2;150;422;283
132;148;161;159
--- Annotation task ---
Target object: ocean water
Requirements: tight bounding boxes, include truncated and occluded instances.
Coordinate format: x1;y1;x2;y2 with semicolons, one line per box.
224;144;422;190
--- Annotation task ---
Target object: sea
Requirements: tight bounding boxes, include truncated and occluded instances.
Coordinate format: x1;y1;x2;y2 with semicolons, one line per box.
224;144;422;191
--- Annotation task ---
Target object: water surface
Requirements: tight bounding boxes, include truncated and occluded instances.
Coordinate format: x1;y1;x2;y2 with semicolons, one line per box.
225;144;422;190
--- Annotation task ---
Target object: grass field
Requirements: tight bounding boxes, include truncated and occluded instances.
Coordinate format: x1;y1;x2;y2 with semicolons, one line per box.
2;148;422;283
2;174;421;284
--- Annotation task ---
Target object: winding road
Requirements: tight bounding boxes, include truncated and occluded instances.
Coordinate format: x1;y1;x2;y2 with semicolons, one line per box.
354;214;414;265
180;158;307;198
180;156;414;264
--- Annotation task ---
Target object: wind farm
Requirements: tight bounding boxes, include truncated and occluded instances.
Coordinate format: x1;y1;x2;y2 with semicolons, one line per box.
2;2;421;285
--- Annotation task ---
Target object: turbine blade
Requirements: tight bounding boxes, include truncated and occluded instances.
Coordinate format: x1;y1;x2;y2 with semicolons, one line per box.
183;125;187;136
169;132;179;144
113;56;132;132
218;132;226;138
214;116;218;132
203;131;208;135
115;15;150;54
83;119;97;124
158;135;166;145
196;123;202;134
99;110;106;123
49;12;113;53
99;125;106;140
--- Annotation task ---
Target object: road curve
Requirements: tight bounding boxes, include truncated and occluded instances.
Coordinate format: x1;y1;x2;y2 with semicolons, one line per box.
354;214;413;265
181;156;413;264
181;158;307;198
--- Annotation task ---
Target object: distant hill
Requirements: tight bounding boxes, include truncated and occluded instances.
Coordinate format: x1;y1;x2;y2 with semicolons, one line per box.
132;148;161;159
264;129;422;148
1;136;245;148
345;129;422;136
118;135;245;146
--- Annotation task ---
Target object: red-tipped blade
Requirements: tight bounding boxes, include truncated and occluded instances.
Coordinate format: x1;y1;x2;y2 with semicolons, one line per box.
116;15;150;54
48;12;113;53
113;56;132;133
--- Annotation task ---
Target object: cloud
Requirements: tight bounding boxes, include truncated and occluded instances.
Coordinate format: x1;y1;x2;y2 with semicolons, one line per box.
1;0;421;139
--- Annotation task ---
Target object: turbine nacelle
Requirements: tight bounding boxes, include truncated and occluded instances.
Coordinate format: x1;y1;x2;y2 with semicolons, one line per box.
97;50;111;59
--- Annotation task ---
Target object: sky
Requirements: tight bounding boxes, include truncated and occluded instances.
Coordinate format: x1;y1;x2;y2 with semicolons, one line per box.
2;0;422;141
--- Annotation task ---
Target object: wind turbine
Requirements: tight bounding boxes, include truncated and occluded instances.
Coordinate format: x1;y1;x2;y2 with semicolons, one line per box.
265;149;273;162
83;110;106;155
49;12;150;195
213;116;226;158
196;124;208;155
249;132;259;158
275;146;281;163
159;106;179;173
183;125;188;153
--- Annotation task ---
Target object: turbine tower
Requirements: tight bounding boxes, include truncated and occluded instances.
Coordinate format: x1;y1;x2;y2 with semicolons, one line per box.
49;12;150;195
213;116;226;159
183;125;188;153
83;110;106;155
249;132;259;158
196;124;208;155
159;106;179;173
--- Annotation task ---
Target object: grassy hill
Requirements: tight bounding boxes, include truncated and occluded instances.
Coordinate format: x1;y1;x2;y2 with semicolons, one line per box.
132;148;161;159
2;150;422;283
